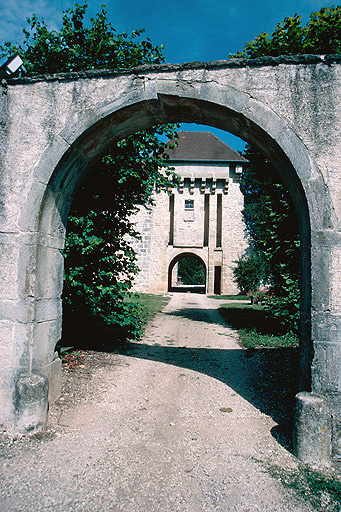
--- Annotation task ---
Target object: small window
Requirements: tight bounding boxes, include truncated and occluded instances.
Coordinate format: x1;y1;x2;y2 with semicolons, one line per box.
184;199;194;221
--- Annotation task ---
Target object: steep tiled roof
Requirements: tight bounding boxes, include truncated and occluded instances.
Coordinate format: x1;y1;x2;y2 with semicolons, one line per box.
166;131;247;162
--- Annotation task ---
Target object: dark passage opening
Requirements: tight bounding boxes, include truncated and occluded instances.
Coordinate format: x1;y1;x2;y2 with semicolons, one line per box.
169;194;174;245
204;193;210;247
214;265;222;295
168;253;206;293
216;194;222;248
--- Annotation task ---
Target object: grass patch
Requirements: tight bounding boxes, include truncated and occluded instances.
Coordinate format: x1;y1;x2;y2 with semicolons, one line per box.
219;302;298;349
209;294;248;300
265;463;341;511
239;329;298;348
129;293;171;326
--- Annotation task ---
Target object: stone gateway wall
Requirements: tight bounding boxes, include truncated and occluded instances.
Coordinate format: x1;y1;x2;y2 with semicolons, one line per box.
0;54;340;467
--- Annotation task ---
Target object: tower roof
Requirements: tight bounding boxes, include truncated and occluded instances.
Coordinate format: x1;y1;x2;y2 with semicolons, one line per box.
166;131;247;163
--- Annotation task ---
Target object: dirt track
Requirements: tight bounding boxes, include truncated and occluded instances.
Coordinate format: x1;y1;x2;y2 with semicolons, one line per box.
0;293;315;511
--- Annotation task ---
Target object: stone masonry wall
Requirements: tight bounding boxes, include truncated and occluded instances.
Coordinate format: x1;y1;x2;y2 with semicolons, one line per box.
0;55;339;464
132;161;247;294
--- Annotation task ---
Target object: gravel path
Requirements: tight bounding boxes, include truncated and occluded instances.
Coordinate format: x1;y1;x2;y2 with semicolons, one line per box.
0;293;315;511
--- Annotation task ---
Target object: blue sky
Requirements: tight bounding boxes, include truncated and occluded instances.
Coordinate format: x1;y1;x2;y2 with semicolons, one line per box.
0;0;335;151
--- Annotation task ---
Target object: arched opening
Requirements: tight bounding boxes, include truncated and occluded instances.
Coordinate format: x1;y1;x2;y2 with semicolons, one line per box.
0;56;337;466
168;253;207;293
35;91;314;392
12;69;336;462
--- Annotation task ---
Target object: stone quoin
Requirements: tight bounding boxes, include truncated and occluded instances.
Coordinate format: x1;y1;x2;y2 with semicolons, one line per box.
0;54;340;466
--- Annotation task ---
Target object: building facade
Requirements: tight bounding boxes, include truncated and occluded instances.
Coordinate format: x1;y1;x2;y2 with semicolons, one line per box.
132;131;248;295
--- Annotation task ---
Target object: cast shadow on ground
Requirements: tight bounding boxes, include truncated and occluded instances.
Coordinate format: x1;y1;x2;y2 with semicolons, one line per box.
164;307;229;326
62;303;299;453
120;341;299;453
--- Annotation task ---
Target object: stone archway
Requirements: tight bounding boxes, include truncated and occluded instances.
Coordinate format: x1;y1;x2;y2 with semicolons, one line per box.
0;56;339;465
168;252;207;293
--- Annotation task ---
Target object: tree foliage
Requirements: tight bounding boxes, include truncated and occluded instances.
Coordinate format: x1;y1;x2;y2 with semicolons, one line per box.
0;3;166;75
240;146;300;293
178;256;206;286
232;6;340;333
230;6;340;59
232;250;267;295
63;126;178;342
0;3;178;344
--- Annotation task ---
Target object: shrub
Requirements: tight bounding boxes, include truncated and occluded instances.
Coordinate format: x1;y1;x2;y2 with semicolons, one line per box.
232;251;267;295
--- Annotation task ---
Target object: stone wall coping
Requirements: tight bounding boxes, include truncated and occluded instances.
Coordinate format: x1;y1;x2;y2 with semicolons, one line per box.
2;54;340;86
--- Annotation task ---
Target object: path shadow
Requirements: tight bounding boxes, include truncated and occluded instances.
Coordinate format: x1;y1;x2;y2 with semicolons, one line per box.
164;307;230;326
168;286;206;294
61;300;299;453
120;341;298;452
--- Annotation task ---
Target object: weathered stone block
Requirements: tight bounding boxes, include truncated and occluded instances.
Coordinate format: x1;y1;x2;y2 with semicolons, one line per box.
0;320;16;363
32;316;62;368
0;367;15;428
14;371;48;434
34;298;62;323
35;246;64;299
0;243;20;300
32;136;71;185
311;245;333;312
312;311;341;342
17;179;48;232
11;322;33;368
33;355;62;404
0;320;32;368
0;298;35;323
312;342;341;393
294;392;331;466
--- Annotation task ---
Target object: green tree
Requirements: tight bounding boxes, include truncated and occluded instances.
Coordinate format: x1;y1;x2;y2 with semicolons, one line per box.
232;250;267;295
231;6;340;332
62;126;178;344
240;146;300;294
0;3;166;74
0;3;178;344
178;256;206;286
230;6;340;59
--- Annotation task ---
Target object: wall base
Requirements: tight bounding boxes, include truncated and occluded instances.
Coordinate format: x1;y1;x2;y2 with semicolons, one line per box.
13;371;48;434
293;391;332;467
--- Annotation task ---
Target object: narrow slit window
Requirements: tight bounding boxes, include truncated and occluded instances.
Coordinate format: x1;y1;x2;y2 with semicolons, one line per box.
214;266;222;295
204;194;210;246
169;194;174;245
216;194;222;247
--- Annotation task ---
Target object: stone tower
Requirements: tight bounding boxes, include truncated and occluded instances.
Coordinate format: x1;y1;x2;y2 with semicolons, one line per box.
132;131;248;294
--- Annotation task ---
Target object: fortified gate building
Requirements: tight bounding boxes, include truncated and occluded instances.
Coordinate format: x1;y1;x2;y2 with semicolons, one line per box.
132;131;248;295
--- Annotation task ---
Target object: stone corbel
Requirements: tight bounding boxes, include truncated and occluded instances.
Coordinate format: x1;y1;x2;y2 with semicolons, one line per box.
190;177;195;195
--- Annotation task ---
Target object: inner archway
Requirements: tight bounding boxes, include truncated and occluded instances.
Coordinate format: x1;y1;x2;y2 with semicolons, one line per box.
168;253;207;293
